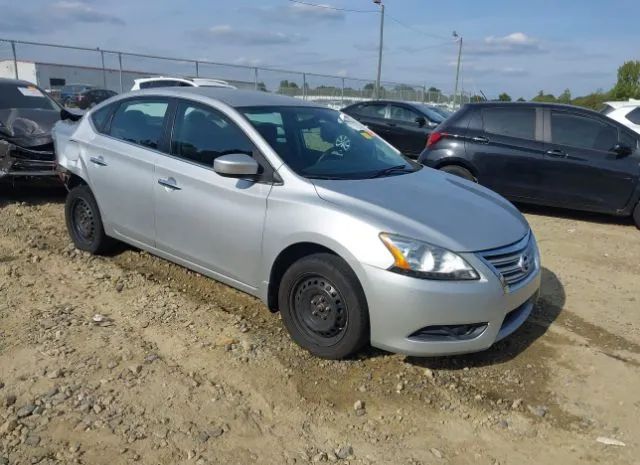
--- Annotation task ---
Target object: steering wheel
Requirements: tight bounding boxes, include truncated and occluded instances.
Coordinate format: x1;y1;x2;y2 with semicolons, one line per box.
316;146;345;165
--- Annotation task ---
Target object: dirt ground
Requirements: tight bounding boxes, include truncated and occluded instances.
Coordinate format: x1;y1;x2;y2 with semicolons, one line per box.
0;180;638;465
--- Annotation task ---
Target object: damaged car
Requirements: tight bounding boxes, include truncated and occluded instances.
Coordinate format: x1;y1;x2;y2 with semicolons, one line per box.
0;78;79;179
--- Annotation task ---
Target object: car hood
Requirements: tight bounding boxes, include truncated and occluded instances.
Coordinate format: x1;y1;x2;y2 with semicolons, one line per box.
0;108;60;147
312;168;529;252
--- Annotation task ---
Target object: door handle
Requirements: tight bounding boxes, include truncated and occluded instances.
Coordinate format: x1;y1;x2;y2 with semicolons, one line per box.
545;149;566;158
89;156;107;166
157;177;181;191
471;136;489;144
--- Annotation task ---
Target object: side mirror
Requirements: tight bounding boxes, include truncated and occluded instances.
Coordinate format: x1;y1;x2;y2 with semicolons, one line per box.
415;116;426;127
611;143;633;157
213;153;260;178
60;108;83;121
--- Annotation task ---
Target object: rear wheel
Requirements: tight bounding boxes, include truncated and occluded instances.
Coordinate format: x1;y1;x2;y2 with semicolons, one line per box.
65;185;113;254
633;202;640;230
439;164;475;182
278;253;369;359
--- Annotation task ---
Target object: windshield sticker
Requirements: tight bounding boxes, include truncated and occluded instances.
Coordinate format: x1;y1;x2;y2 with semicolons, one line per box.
18;86;45;98
360;130;374;140
335;135;351;152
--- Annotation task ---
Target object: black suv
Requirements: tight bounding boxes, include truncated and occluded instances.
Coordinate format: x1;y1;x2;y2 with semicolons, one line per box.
342;100;446;158
419;102;640;227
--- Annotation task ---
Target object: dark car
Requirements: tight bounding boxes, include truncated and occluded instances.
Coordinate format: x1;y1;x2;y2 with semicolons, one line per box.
341;100;446;158
76;88;117;109
0;78;79;179
60;84;94;106
419;102;640;228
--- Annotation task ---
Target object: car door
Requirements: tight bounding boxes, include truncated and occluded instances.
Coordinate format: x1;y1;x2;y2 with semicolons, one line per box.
84;97;170;246
539;109;639;211
153;99;272;289
386;104;431;157
467;106;546;200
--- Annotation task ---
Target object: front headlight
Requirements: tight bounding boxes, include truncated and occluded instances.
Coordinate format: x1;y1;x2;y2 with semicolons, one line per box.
379;233;479;280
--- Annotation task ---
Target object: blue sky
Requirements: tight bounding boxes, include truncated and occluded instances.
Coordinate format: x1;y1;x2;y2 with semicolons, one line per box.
0;0;638;98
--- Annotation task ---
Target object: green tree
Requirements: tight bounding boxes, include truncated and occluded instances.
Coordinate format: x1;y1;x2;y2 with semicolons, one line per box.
517;97;526;102
532;90;556;103
571;90;610;110
498;92;512;102
558;88;572;104
612;60;640;99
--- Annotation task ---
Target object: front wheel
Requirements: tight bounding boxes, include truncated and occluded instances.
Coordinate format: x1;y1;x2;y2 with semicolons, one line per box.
65;185;113;254
439;165;475;182
633;202;640;230
278;253;369;359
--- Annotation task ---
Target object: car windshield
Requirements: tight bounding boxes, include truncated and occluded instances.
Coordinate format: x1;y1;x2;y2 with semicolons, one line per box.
0;82;60;111
415;104;447;122
241;106;420;180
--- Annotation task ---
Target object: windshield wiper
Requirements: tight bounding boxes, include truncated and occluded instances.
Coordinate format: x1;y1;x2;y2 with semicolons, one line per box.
366;164;415;179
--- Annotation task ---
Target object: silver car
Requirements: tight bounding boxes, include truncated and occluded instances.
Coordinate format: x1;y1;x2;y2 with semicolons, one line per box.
53;88;541;359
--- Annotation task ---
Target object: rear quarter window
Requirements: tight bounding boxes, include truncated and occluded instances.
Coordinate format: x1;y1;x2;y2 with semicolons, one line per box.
626;107;640;125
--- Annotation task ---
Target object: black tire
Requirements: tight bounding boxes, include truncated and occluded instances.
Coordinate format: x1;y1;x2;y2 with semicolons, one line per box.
633;202;640;230
278;253;369;359
439;164;475;182
65;184;113;254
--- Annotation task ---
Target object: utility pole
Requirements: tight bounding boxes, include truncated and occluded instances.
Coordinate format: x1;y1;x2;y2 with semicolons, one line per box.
374;0;385;99
453;31;462;108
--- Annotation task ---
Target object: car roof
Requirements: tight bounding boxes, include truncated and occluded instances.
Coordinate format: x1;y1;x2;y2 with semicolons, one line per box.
0;78;39;87
465;101;606;116
604;100;640;109
127;87;321;108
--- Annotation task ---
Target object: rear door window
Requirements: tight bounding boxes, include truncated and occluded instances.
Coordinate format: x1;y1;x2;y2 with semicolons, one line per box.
551;112;618;151
109;99;169;150
482;107;535;140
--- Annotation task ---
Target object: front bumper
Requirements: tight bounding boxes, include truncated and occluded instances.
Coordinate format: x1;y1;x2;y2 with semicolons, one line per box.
0;140;56;178
362;251;541;357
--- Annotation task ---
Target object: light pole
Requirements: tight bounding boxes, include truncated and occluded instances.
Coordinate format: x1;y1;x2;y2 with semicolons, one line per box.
453;31;463;108
373;0;385;100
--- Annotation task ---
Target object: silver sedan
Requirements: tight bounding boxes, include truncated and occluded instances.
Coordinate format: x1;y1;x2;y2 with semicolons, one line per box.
53;88;541;359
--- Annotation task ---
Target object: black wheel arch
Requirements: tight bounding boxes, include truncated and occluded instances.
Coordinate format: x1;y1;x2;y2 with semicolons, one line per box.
434;158;478;180
267;242;362;313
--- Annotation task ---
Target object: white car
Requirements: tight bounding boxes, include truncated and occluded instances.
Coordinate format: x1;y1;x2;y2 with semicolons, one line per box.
131;77;236;91
602;99;640;135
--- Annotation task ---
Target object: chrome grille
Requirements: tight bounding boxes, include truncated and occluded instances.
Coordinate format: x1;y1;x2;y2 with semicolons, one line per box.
479;232;536;291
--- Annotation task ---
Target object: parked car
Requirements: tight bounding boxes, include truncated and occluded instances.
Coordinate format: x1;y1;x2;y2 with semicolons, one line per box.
341;100;446;158
601;99;640;135
76;88;117;110
0;78;78;179
54;88;541;359
131;77;236;91
60;84;94;106
419;102;640;228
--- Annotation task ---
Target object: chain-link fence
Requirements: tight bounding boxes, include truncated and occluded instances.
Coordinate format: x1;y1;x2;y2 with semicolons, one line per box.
0;38;472;109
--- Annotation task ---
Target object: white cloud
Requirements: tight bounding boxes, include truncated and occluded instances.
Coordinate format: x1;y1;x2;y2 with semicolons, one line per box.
287;3;345;20
51;1;125;25
468;32;545;56
197;25;306;46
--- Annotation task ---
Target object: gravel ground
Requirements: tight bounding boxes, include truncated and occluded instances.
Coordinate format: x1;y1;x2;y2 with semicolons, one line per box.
0;181;638;465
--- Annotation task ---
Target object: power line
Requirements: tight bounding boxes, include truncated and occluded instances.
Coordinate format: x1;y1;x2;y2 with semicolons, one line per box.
386;14;451;41
286;0;377;13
